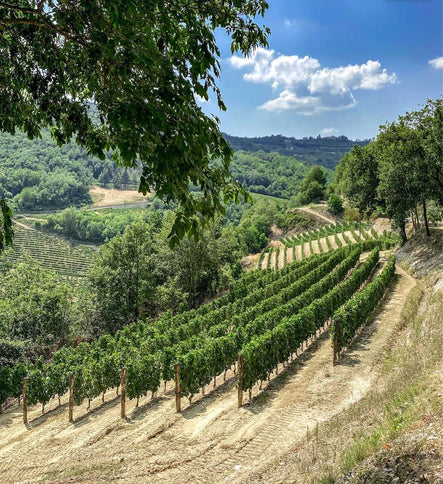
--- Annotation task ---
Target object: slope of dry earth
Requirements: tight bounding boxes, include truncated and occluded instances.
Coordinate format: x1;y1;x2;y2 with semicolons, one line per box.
0;263;415;484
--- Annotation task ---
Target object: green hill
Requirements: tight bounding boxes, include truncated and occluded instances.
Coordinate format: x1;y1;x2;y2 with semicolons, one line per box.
223;132;369;170
1;222;96;280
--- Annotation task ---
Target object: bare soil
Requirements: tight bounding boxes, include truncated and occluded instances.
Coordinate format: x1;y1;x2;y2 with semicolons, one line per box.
371;217;391;235
297;206;336;225
89;186;149;207
0;265;416;484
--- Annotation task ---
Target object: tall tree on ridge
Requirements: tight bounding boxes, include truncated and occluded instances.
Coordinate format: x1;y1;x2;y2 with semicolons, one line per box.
0;0;270;248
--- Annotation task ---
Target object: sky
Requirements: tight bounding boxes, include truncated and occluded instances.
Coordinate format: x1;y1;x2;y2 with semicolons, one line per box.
202;0;443;140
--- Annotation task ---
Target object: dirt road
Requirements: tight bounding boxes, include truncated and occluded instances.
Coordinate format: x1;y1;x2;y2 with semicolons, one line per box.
0;267;415;484
296;206;336;225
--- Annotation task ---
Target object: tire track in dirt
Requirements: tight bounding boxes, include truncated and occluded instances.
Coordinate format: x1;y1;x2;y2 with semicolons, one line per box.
0;264;415;484
135;267;416;484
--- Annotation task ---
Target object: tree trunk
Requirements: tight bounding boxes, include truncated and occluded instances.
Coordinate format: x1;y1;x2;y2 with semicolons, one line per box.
422;200;431;236
399;221;407;245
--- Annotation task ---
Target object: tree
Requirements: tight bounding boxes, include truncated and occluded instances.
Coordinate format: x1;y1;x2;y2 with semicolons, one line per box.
334;144;381;216
0;1;270;247
0;257;75;344
0;199;13;252
297;166;327;205
377;120;431;244
398;98;443;235
334;98;442;243
327;193;344;215
87;221;161;334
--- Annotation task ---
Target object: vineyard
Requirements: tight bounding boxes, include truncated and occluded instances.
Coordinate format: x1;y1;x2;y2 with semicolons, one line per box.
257;221;393;270
0;221;96;279
0;233;398;425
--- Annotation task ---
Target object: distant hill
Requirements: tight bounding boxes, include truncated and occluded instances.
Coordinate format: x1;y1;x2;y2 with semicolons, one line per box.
223;133;370;170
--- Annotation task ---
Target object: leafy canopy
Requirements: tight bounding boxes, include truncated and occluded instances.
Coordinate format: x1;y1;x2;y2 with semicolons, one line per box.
0;0;269;246
334;98;442;244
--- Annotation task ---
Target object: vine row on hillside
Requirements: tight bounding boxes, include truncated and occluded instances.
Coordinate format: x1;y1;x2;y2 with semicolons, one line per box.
0;248;350;409
176;247;361;400
331;255;396;361
241;247;381;390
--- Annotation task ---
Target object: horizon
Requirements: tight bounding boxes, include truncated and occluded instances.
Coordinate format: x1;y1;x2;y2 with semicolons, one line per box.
200;0;442;141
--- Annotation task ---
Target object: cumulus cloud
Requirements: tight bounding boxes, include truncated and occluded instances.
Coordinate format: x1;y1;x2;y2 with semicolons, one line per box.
229;48;397;114
260;90;357;115
308;60;397;94
429;56;443;69
320;127;341;136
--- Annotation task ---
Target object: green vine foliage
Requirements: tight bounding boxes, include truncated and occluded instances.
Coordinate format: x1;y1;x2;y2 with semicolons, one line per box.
0;235;400;413
242;247;381;390
331;255;396;353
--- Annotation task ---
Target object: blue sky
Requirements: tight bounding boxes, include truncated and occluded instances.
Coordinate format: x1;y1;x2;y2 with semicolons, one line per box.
203;0;442;140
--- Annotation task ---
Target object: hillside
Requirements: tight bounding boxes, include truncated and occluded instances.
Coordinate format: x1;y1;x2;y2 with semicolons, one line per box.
1;229;440;483
0;130;330;208
1;219;96;280
224;133;370;170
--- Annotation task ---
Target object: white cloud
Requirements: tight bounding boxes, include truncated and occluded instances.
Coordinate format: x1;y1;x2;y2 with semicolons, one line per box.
195;94;209;104
229;47;274;69
284;18;292;27
260;90;357;115
308;60;397;94
320;127;341;136
429;56;443;69
229;49;397;114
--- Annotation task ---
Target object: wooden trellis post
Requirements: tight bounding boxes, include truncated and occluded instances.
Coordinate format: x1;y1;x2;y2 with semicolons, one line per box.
68;374;74;422
333;320;339;366
120;367;127;418
237;354;244;408
174;363;181;413
22;377;28;425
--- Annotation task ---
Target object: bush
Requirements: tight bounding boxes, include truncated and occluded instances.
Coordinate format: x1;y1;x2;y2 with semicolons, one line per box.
344;207;361;222
0;340;26;367
327;194;344;215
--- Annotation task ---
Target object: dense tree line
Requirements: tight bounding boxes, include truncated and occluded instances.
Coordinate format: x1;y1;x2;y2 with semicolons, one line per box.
0;129;328;211
0;130;141;211
229;151;313;199
224;133;370;169
334;99;442;243
0;256;76;346
42;207;154;243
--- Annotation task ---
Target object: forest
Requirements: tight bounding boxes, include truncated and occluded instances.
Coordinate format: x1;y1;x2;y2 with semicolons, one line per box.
0;130;142;212
224;133;370;169
0;129;333;211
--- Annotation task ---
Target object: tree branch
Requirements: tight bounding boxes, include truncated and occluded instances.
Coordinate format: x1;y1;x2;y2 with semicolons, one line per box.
0;2;87;46
0;1;39;16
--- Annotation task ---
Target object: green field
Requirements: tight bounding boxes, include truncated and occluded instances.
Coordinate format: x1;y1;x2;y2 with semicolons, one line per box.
1;222;97;280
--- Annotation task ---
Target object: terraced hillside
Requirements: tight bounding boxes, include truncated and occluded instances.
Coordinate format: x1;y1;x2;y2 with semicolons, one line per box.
258;222;393;270
0;237;411;484
1;221;96;279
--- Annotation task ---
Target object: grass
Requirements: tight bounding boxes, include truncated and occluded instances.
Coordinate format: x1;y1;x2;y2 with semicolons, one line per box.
290;276;443;483
250;192;288;202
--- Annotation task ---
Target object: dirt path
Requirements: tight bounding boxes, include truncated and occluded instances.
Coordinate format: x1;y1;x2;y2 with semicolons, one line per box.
297;207;336;225
0;265;416;484
311;239;321;255
12;220;35;231
285;245;294;266
328;234;339;250
302;242;310;258
294;244;303;261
